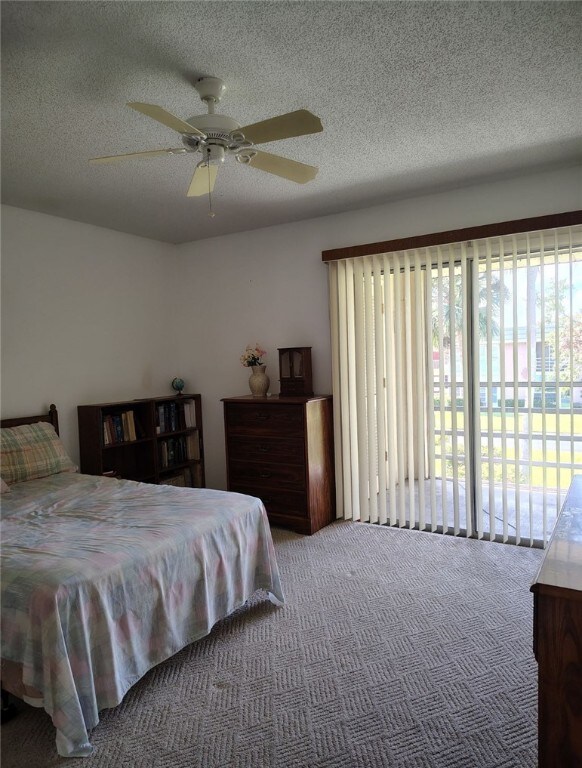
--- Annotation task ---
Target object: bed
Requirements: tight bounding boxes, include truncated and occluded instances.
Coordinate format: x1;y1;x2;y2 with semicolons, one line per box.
0;405;284;757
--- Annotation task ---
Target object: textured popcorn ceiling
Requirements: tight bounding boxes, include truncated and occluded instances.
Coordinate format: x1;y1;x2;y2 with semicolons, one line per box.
1;1;581;244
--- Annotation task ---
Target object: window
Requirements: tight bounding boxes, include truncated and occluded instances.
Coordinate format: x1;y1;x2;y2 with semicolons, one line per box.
536;342;555;373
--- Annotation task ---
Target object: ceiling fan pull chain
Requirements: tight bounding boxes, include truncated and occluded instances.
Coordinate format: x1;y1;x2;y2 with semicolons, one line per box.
206;148;216;218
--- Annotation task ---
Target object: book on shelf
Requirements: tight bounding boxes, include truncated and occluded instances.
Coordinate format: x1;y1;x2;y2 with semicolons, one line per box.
169;402;177;432
159;441;168;468
112;415;123;443
157;403;179;434
103;415;115;445
186;433;200;460
153;401;196;436
157;405;165;434
103;410;138;444
159;435;191;468
126;411;137;441
133;412;145;440
183;400;196;428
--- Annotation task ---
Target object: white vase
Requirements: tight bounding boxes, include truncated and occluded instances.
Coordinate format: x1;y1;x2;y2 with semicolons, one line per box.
248;364;270;397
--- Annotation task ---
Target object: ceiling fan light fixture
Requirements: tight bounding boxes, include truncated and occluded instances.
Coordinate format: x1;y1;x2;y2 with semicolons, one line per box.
200;144;226;166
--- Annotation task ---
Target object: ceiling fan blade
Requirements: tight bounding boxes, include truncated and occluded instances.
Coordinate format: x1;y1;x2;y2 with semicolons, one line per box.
89;148;186;164
247;150;318;184
128;102;206;138
187;164;218;197
239;109;322;145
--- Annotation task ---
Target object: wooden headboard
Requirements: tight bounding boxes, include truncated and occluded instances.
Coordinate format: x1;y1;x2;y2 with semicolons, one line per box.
0;404;60;435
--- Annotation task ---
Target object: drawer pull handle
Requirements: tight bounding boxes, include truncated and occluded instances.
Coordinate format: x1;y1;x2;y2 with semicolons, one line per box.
258;446;269;453
257;414;269;421
259;471;272;479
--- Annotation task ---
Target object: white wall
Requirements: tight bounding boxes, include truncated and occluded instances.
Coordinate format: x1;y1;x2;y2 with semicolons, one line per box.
1;206;175;462
173;164;582;489
2;164;580;486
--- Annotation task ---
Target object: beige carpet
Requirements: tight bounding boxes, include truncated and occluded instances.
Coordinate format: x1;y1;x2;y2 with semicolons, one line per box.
1;521;543;768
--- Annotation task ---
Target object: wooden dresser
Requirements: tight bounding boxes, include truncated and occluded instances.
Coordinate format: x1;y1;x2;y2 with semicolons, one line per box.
531;475;582;768
222;395;335;535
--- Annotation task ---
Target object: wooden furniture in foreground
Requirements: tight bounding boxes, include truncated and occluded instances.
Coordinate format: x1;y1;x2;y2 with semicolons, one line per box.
531;475;582;768
223;395;335;535
78;395;205;487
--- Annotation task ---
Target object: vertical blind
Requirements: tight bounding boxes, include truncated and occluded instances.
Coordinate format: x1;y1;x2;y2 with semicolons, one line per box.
328;225;582;546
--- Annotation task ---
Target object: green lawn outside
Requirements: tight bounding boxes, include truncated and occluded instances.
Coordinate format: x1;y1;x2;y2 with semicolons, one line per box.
433;409;581;489
434;410;582;435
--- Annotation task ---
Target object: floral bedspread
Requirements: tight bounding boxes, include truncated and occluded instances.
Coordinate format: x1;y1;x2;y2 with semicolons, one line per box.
0;473;284;757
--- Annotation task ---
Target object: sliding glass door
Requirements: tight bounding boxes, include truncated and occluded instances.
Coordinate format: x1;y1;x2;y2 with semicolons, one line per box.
329;223;582;547
431;231;582;545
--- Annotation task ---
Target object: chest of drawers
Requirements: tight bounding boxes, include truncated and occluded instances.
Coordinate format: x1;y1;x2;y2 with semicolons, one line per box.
531;476;582;767
222;395;335;534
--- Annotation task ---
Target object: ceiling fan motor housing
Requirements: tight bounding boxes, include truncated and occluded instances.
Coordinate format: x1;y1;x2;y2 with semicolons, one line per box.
186;113;241;138
183;113;253;162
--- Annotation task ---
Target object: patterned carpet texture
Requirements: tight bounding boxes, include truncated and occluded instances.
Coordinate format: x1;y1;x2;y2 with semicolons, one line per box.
1;521;544;768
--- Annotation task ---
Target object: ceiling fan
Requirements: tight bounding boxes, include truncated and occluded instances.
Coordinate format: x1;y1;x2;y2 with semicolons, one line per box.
90;77;323;200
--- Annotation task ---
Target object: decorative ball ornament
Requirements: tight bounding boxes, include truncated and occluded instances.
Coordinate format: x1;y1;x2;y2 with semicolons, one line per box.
171;377;185;394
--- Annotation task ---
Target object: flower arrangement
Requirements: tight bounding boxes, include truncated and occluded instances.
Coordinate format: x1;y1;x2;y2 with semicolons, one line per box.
240;343;267;367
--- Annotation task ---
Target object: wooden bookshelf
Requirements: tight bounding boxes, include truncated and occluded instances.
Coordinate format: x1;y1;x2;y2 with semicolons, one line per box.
78;394;205;487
